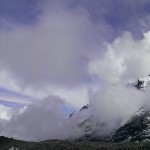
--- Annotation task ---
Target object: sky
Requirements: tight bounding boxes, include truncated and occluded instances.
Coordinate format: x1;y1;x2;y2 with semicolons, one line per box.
1;0;150;141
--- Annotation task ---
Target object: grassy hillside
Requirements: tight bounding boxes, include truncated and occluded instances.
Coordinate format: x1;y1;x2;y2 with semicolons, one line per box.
1;136;150;150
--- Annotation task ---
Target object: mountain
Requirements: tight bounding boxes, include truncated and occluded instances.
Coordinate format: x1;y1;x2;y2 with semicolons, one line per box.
112;108;150;142
1;136;150;150
69;104;118;141
1;76;150;148
128;75;150;91
70;104;104;141
112;75;150;143
70;104;97;140
70;75;150;142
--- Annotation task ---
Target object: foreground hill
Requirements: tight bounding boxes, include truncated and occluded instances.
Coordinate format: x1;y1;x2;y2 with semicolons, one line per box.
1;136;150;150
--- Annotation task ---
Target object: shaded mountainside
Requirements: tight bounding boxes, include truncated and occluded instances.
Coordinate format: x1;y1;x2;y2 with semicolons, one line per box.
70;75;150;142
2;136;150;150
69;104;113;141
128;75;150;91
113;108;150;143
112;75;150;143
1;75;150;150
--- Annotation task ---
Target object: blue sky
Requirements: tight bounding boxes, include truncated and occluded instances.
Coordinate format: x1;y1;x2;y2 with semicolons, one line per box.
1;0;150;36
0;0;41;25
0;87;33;108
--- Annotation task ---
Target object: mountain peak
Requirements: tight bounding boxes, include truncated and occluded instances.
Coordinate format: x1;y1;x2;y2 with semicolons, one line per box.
79;104;89;112
128;75;150;91
135;75;150;90
112;108;150;142
69;75;150;142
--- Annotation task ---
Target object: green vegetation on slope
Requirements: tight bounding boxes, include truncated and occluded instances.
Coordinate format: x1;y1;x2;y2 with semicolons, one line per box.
1;136;150;150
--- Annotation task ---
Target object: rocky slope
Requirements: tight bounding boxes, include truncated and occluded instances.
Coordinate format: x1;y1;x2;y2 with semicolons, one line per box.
70;75;150;142
69;104;108;141
112;108;150;142
69;104;118;141
113;75;150;142
128;75;150;91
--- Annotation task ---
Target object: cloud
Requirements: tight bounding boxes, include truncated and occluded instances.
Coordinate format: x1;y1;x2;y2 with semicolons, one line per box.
89;86;145;130
1;0;150;89
87;30;150;136
54;86;89;108
0;6;94;88
0;105;14;120
0;1;96;109
88;32;150;83
1;96;83;141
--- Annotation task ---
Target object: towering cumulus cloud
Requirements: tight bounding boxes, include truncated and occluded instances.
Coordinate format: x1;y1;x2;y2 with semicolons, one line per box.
1;0;150;141
88;32;150;83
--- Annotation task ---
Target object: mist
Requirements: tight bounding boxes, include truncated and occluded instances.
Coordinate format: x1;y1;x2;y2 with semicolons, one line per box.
0;96;83;141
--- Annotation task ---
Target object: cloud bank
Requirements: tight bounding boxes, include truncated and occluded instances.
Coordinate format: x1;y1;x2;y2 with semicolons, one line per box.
0;96;83;141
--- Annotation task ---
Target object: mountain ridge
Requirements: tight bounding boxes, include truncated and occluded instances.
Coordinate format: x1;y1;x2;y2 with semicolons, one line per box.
69;75;150;142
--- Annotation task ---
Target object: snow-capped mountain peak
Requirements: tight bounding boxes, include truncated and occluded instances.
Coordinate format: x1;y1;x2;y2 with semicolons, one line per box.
79;104;89;112
128;75;150;91
112;76;150;143
135;75;150;90
69;75;150;142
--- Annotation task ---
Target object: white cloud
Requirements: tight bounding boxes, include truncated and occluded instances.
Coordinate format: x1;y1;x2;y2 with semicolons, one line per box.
1;96;83;141
0;105;14;120
89;86;145;125
54;86;89;108
0;8;93;87
0;5;94;109
86;31;150;136
88;32;150;83
88;48;126;83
